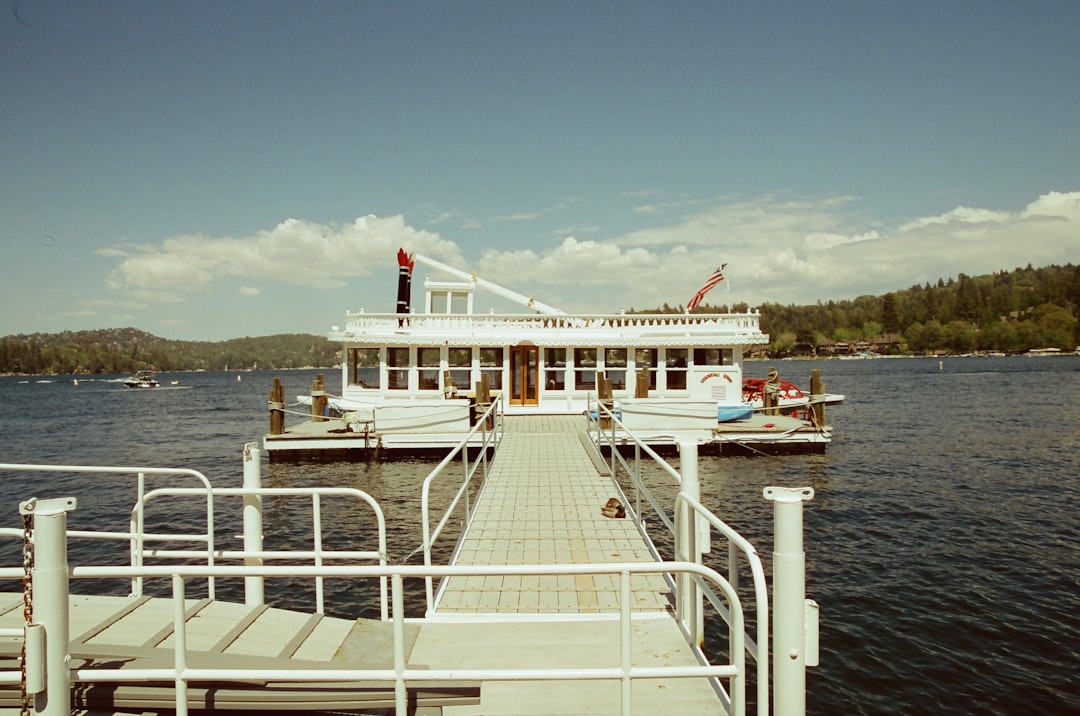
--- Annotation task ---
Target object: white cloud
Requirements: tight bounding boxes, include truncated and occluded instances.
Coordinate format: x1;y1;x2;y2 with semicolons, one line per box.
464;191;1080;310
96;193;1080;314
490;212;540;222
100;215;463;299
897;206;1010;232
238;286;260;296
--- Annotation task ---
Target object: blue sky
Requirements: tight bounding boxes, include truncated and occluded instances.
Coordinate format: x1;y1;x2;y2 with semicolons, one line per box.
3;1;1078;341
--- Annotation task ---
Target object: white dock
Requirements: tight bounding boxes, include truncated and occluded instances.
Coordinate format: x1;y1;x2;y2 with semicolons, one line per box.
411;415;725;713
0;415;799;715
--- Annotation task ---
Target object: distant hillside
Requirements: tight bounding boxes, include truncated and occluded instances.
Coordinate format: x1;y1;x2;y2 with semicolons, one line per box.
0;328;338;375
4;263;1078;373
637;263;1079;355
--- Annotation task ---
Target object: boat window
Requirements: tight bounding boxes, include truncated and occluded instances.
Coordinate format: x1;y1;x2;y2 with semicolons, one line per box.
693;348;733;366
430;292;448;314
349;348;380;388
604;348;627;390
446;347;472;391
387;347;410;390
418;347;441;390
574;348;597;390
480;347;503;392
665;349;688;390
634;348;658;390
544;348;566;390
450;291;469;314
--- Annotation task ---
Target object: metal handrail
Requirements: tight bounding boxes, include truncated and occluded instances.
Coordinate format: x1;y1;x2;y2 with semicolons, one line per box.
420;394;504;610
137;486;388;616
0;560;746;716
584;397;771;716
0;464;389;617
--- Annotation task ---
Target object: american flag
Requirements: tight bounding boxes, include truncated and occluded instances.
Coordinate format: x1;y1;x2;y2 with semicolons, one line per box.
686;264;727;312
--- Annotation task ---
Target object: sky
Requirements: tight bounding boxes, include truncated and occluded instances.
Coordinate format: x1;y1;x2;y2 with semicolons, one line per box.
2;1;1078;341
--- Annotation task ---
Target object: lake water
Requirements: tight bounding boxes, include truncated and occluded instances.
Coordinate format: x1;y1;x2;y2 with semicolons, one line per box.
1;358;1078;714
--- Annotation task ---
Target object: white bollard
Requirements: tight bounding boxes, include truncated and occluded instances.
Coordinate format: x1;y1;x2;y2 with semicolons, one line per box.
764;486;814;716
20;496;77;716
242;442;265;605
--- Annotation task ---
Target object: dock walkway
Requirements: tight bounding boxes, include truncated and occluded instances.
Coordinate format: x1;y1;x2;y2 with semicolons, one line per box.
1;416;729;714
433;415;670;614
405;415;725;714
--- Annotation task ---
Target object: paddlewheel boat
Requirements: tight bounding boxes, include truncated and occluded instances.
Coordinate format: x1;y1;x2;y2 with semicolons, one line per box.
270;249;843;457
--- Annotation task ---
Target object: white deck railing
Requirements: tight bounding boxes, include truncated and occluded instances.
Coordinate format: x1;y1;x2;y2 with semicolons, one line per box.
341;310;767;341
0;411;813;716
0;461;389;616
416;399;813;716
0;559;744;716
420;395;504;607
585;397;815;716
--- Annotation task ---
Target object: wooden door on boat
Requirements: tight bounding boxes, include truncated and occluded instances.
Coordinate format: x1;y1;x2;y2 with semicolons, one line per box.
509;346;539;405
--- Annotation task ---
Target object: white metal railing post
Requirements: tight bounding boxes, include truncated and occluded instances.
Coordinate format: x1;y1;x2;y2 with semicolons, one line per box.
171;574;190;716
133;471;146;596
242;442;265;605
20;496;77;716
392;573;407;714
633;443;642;522
765;486;814;716
676;442;703;645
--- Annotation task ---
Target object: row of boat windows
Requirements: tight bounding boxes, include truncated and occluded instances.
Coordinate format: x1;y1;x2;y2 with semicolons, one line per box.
348;347;735;391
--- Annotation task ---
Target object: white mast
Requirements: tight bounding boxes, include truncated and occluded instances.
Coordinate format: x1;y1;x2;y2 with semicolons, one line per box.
412;253;564;315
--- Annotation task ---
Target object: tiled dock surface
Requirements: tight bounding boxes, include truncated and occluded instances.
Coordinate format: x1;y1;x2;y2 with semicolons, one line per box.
413;415;727;714
435;415;671;614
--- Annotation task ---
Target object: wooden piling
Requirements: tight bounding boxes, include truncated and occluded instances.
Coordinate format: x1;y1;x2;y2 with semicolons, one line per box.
597;372;614;428
310;374;327;423
635;368;650;398
810;369;825;428
269;378;285;435
475;374;493;429
763;366;780;416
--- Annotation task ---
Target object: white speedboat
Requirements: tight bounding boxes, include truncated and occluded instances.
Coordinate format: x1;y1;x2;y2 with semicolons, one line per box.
122;370;159;388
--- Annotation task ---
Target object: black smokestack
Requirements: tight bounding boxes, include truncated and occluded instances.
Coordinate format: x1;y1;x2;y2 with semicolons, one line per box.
396;248;414;324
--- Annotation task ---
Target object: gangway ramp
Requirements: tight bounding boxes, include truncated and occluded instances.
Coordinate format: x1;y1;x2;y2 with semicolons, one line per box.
0;593;478;712
409;415;727;714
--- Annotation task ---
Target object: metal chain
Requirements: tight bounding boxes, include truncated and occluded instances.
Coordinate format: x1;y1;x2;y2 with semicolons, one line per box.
20;510;34;716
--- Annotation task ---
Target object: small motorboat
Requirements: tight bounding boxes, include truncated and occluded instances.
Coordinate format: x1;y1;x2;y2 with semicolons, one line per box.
123;370;160;388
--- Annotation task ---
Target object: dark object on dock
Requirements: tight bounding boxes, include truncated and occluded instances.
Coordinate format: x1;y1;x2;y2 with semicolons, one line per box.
601;497;625;518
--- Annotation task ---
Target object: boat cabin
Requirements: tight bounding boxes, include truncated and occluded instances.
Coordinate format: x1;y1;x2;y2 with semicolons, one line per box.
330;254;768;431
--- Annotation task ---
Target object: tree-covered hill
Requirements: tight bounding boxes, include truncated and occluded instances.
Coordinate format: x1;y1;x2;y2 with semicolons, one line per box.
0;328;338;376
3;264;1077;374
637;263;1079;356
